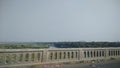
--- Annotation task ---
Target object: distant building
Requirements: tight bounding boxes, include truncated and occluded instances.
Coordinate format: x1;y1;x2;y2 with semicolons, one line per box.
49;45;57;49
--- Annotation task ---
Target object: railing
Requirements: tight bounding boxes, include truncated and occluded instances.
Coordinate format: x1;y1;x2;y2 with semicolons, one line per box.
0;47;120;67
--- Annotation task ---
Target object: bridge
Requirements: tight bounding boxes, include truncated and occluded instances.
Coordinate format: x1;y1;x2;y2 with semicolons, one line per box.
0;47;120;68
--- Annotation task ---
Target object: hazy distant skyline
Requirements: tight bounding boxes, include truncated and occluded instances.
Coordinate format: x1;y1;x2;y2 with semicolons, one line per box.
0;0;120;42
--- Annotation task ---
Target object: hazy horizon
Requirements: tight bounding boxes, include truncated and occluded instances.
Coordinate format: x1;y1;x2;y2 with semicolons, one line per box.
0;0;120;42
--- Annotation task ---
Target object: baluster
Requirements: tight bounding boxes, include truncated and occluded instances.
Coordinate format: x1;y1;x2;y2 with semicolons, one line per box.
2;53;6;64
28;53;31;62
51;52;54;61
65;52;67;59
34;53;37;62
8;54;12;64
57;52;59;60
61;51;64;60
22;53;25;63
89;51;91;58
15;54;19;63
98;50;100;57
73;51;75;59
40;52;42;62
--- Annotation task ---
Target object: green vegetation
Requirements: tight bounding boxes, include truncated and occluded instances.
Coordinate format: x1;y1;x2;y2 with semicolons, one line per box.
0;41;120;49
53;42;120;48
0;43;49;49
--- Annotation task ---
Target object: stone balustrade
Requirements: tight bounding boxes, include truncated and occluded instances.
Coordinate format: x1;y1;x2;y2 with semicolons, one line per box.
0;47;120;67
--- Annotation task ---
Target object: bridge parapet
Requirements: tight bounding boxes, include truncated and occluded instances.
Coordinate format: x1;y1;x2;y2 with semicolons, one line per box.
0;48;120;67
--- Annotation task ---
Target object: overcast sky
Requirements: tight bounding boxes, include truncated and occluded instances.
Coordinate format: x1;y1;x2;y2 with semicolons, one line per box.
0;0;120;42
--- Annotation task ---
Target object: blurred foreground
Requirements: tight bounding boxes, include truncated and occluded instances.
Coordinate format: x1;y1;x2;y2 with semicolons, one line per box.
3;59;120;68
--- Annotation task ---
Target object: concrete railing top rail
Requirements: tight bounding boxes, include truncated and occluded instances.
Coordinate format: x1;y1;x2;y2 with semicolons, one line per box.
0;47;120;52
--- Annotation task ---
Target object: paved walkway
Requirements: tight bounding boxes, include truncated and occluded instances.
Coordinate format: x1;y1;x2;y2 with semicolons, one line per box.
0;60;120;68
32;59;120;68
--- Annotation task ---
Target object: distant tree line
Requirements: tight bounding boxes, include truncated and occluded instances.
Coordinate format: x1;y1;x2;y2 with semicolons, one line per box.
53;42;120;48
0;44;49;49
0;42;120;49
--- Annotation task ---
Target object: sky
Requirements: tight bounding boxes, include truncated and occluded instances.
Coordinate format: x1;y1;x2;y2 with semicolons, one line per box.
0;0;120;42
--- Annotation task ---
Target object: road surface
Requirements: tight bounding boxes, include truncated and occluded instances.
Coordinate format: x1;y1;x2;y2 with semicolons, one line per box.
1;60;120;68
